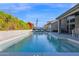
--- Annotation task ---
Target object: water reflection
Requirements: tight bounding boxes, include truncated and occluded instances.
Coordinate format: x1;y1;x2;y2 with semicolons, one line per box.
47;33;79;52
47;33;64;52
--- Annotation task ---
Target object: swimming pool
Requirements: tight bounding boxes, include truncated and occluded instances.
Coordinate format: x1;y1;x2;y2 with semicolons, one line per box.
2;32;79;55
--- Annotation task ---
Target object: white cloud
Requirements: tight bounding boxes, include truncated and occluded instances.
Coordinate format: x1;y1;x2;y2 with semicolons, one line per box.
0;4;32;13
10;4;32;11
0;3;76;13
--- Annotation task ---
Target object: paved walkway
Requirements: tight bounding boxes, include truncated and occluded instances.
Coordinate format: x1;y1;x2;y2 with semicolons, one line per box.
0;30;32;41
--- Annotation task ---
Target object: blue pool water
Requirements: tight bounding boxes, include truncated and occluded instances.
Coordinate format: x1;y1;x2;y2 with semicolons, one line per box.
3;32;79;53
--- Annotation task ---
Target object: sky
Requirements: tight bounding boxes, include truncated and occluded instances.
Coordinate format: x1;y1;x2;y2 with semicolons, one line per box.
0;3;76;27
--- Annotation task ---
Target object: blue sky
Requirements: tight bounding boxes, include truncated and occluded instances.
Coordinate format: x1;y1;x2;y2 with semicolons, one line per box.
0;3;76;27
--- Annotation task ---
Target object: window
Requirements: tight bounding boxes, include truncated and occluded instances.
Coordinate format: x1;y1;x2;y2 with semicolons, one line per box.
67;20;69;23
70;19;75;23
70;24;75;30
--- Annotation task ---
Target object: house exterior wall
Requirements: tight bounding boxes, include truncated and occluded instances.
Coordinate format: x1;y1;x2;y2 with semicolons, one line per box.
75;15;79;34
66;15;75;33
45;4;79;34
59;18;67;33
57;4;79;34
51;21;58;32
44;20;58;32
44;22;52;31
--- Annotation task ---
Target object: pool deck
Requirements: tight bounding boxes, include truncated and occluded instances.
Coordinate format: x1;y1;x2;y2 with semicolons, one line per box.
0;30;32;41
0;30;32;51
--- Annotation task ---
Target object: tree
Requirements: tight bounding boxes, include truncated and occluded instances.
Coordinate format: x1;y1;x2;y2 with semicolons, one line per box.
0;11;34;30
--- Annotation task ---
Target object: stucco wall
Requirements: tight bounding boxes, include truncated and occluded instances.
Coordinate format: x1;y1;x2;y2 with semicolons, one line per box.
60;18;67;32
75;15;79;34
51;21;58;32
